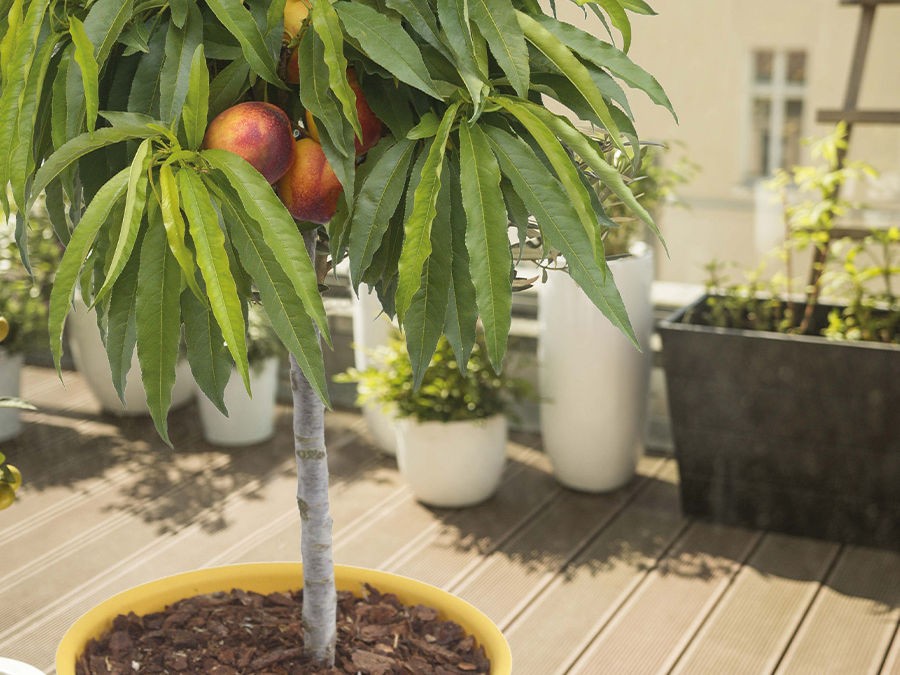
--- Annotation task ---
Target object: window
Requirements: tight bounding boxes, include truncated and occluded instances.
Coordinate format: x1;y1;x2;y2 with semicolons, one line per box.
747;49;807;178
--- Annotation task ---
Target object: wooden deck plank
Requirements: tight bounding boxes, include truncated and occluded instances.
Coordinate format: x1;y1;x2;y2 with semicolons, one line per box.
882;629;900;675
567;521;762;675
776;546;900;675
671;533;841;674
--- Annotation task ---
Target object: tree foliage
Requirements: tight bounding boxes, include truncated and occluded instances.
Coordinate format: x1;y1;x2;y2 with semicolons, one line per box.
0;0;673;438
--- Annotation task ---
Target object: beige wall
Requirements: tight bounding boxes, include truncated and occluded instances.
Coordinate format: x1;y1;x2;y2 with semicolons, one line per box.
558;1;900;283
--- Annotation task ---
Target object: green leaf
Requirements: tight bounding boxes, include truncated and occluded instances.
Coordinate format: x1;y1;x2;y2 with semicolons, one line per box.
178;168;251;392
181;45;209;149
135;209;184;445
515;10;623;149
208;59;251;118
127;25;167;117
170;0;189;27
459;122;512;370
202;149;331;344
494;97;603;265
436;0;488;111
82;0;136;65
205;0;283;87
587;0;631;52
384;0;450;58
485;125;637;346
94;138;152;304
619;0;656;14
105;228;142;402
395;101;460;321
48;169;130;371
349;138;416;289
182;287;232;415
158;164;204;299
443;166;478;367
533;13;675;119
310;0;362;142
160;1;202;125
69;17;100;133
298;28;352;161
335;1;444;99
29;125;157;208
222;194;330;407
469;0;529;98
404;181;452;390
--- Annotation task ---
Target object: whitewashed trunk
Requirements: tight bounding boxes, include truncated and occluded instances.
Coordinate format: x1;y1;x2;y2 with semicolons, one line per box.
0;351;24;442
538;245;655;492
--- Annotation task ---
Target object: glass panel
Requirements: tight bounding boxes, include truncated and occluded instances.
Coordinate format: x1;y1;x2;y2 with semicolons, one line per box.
751;97;772;176
787;51;807;84
754;50;774;84
782;99;804;169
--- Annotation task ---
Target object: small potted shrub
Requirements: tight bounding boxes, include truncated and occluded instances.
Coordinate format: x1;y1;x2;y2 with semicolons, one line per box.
659;124;899;549
340;334;526;508
196;302;285;446
538;143;695;491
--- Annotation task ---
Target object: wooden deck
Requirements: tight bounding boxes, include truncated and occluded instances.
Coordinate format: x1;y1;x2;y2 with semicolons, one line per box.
1;365;899;674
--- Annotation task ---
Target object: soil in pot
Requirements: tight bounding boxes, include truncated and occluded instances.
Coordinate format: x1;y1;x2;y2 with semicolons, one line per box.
77;584;491;674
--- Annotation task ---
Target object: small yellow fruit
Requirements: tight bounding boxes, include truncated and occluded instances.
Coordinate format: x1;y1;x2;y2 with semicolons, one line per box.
0;483;15;510
0;316;9;342
7;464;21;491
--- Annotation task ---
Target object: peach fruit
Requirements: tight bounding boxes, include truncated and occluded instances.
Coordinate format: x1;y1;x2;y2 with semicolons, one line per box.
278;138;343;224
305;70;382;155
202;102;295;184
283;0;311;42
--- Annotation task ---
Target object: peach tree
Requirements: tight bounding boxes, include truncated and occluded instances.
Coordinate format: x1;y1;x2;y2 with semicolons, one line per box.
0;0;672;665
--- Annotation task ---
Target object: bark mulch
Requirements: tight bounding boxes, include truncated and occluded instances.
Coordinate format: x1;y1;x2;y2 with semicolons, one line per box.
76;584;492;674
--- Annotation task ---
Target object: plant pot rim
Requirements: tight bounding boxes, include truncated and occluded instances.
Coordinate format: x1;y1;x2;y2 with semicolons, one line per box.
0;657;45;675
55;562;511;675
659;293;900;352
396;413;508;428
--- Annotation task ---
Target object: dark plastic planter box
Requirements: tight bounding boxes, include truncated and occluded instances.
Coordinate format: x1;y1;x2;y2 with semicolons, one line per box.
658;295;900;550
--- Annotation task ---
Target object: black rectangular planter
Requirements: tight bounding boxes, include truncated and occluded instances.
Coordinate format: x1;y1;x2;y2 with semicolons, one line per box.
658;295;900;550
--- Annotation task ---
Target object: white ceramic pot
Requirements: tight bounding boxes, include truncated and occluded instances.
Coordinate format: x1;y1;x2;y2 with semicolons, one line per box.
395;414;507;508
0;657;44;675
0;351;24;442
197;356;279;446
67;298;194;415
538;244;655;492
352;287;398;455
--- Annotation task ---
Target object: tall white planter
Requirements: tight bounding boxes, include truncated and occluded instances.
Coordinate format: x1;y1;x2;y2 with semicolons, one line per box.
352;287;398;455
538;244;655;492
197;356;279;446
67;298;194;415
0;351;24;442
395;414;507;508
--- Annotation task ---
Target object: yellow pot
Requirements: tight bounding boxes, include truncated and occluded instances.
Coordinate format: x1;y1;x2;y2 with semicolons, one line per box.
56;563;511;674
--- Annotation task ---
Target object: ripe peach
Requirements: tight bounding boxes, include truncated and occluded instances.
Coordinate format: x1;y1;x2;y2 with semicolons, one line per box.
305;70;382;155
284;47;300;85
278;138;343;224
203;102;295;184
283;0;311;42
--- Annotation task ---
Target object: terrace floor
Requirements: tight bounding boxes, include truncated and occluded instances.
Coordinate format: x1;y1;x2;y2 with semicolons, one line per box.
1;365;899;674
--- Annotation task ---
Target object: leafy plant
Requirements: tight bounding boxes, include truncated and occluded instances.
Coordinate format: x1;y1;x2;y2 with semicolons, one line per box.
1;0;671;665
0;214;61;355
245;301;284;369
693;123;898;344
338;333;527;423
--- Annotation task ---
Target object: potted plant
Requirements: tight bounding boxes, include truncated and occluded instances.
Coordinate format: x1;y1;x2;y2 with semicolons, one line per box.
538;143;694;491
340;333;525;507
196;301;285;445
0;0;670;669
0;217;59;441
659;123;900;549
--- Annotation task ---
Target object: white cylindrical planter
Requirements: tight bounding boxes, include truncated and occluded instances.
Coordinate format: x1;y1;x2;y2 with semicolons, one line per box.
0;351;24;441
197;356;279;446
67;298;194;415
538;244;655;492
395;414;507;508
352;287;398;455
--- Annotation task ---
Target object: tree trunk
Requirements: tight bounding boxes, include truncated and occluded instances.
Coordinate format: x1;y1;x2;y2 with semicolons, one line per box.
291;229;336;666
